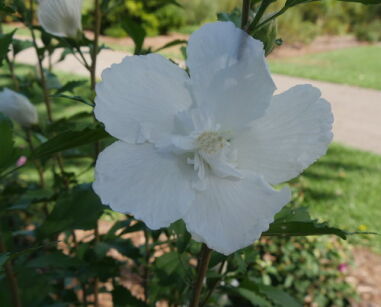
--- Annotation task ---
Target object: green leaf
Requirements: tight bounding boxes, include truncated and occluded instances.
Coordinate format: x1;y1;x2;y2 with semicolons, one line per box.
122;19;146;55
0;29;16;66
0;113;16;172
154;39;187;52
98;238;141;259
169;220;191;253
54;80;87;95
0;267;51;306
39;184;105;236
256;284;302;307
12;39;33;55
0;252;10;269
230;287;272;307
51;93;94;106
31;125;110;159
262;207;377;239
8;188;54;211
155;252;183;276
27;252;82;269
217;8;241;27
45;71;62;90
112;285;148;307
0;3;15;14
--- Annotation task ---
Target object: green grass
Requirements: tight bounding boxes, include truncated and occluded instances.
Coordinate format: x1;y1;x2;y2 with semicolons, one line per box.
292;143;381;252
3;23;31;37
269;46;381;90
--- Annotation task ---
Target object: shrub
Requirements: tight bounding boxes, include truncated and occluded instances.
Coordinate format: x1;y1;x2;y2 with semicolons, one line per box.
250;236;358;306
354;20;381;42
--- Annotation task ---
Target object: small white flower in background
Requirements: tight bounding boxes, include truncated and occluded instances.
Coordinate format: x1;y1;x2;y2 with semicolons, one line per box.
38;0;83;38
0;88;38;127
93;22;333;255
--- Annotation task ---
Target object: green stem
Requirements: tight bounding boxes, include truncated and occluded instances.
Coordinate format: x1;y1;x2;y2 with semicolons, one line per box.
241;0;251;30
6;57;20;91
200;259;226;307
248;0;272;33
25;129;45;188
143;229;150;302
0;236;22;307
254;7;287;30
91;2;102;305
189;244;212;307
93;222;100;307
90;0;101;95
28;0;69;189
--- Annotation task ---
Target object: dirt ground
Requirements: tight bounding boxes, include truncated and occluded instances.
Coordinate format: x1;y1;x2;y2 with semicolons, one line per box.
96;31;370;59
349;247;381;307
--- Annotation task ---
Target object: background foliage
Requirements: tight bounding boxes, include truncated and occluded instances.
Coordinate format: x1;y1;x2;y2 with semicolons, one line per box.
81;0;381;43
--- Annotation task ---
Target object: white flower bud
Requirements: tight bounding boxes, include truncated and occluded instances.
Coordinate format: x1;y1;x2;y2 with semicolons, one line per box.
38;0;83;39
0;88;38;127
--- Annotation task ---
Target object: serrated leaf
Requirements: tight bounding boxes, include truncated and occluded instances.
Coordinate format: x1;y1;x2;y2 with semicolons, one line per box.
39;184;105;236
54;80;87;95
50;93;94;106
263;217;348;239
262;207;370;239
154;39;187;52
31;125;109;159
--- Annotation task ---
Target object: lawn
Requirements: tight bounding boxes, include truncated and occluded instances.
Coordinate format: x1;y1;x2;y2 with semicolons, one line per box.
269;46;381;90
291;144;381;252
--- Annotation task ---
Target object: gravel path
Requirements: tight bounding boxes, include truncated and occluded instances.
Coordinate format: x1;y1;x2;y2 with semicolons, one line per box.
17;47;381;155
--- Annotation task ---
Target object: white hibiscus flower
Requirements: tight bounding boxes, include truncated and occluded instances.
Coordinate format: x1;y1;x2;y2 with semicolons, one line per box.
38;0;83;38
93;22;333;255
0;88;38;127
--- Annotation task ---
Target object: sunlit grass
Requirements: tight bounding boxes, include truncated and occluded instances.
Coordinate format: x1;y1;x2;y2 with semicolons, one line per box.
270;46;381;90
291;143;381;252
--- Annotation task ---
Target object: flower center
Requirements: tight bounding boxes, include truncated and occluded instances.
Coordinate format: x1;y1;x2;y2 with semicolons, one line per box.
196;132;226;154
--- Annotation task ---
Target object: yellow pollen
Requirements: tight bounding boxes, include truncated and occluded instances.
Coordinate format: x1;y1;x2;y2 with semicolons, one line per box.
196;132;226;154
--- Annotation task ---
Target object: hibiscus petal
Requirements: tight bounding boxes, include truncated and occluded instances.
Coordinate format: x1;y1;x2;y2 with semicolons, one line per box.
93;141;195;229
95;54;192;144
186;22;275;132
234;85;334;185
38;0;83;38
183;172;290;255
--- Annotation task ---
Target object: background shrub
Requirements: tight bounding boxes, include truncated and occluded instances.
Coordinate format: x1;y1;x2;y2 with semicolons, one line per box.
250;236;357;306
82;0;381;43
